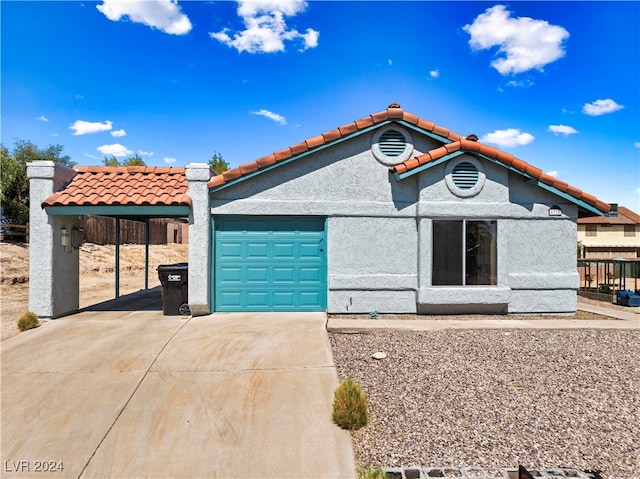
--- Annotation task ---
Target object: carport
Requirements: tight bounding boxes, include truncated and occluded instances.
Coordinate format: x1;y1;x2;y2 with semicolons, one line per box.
27;163;195;318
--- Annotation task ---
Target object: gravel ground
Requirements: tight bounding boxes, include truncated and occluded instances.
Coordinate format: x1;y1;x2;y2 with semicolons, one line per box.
330;329;640;478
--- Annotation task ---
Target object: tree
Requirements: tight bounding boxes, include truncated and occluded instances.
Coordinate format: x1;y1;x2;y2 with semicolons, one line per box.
209;151;229;174
101;154;146;167
0;140;75;225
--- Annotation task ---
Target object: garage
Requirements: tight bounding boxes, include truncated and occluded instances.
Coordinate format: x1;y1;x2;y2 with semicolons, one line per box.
213;216;327;312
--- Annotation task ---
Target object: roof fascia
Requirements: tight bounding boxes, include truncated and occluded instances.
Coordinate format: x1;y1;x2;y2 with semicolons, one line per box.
396;120;456;143
392;151;467;181
393;149;605;217
44;205;191;217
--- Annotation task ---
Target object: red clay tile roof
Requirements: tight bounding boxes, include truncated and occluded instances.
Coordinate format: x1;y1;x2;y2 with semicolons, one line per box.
208;103;609;215
578;206;640;224
42;166;190;207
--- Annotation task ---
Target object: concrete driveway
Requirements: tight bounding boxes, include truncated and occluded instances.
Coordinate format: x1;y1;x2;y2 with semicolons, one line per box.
1;303;355;478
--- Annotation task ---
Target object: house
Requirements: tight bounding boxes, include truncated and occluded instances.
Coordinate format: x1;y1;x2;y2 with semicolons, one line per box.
28;104;610;319
577;206;640;259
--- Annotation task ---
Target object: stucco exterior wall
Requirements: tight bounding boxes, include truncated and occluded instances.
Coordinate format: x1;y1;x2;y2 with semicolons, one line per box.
28;161;80;319
577;224;639;248
186;163;213;315
209;128;583;314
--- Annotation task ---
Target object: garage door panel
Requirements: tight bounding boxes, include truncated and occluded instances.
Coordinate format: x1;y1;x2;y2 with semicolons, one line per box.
214;217;326;312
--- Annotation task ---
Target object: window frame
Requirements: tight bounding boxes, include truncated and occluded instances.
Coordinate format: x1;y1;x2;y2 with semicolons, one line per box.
624;225;636;237
432;219;498;286
585;224;597;236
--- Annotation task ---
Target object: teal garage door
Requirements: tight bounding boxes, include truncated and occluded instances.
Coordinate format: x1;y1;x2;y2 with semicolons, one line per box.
214;216;327;312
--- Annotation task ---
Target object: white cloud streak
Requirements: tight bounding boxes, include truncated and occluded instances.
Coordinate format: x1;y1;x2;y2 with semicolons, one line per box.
97;143;133;157
481;128;535;147
36;115;49;122
96;0;191;35
70;120;113;135
210;0;319;53
429;70;440;78
582;99;624;116
251;109;287;125
546;170;559;178
138;150;154;156
464;5;569;75
548;124;578;136
634;142;640;149
111;129;126;137
164;157;177;164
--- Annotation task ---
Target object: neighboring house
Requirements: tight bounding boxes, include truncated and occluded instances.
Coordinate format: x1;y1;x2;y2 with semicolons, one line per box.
577;206;640;259
28;104;610;319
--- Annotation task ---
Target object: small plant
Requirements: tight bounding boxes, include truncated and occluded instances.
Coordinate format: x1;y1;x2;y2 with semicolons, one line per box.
17;311;40;331
358;466;386;479
332;378;368;430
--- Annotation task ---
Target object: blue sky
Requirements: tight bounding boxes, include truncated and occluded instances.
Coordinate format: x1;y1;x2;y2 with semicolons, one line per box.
2;1;639;211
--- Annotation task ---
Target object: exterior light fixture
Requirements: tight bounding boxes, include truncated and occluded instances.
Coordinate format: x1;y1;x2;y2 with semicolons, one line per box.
548;205;562;217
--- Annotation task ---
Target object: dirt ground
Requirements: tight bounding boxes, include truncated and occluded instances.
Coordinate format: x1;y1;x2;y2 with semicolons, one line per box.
1;242;188;341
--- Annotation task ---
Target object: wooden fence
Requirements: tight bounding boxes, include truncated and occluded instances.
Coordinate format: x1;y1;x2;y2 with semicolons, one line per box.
0;223;29;242
82;216;188;245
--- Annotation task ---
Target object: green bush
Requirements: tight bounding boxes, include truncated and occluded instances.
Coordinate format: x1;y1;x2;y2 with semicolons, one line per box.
332;378;368;430
17;311;40;331
358;466;386;479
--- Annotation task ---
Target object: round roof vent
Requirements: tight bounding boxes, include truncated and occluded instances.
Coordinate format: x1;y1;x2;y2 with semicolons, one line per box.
451;161;479;190
378;129;407;157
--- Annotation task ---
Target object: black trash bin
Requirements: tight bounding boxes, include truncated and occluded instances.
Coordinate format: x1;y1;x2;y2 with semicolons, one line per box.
157;263;190;315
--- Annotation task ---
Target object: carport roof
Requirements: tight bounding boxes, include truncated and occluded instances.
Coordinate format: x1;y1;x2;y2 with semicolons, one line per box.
209;103;610;216
42;166;191;217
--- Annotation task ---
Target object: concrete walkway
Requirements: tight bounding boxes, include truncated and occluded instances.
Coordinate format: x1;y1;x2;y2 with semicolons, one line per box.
327;302;639;332
1;307;355;478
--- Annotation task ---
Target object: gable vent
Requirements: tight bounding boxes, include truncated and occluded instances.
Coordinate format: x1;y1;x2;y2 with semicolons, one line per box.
451;161;479;190
378;130;407;157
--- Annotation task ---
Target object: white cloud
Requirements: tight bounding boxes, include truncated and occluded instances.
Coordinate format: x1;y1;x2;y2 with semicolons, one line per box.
388;59;393;66
548;124;578;136
96;143;133;157
111;129;126;137
96;0;191;35
481;128;535;147
51;133;59;137
210;0;319;53
463;5;569;75
582;99;624;116
429;70;440;78
70;120;113;135
164;157;177;165
634;142;640;149
251;109;287;125
138;150;154;156
546;170;559;178
36;115;49;122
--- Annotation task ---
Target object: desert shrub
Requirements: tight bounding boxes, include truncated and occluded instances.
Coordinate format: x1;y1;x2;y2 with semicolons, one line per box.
358;466;386;479
17;311;40;331
332;378;368;430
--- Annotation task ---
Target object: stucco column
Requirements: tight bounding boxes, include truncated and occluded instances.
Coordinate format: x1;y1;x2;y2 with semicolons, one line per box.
186;163;212;315
416;217;432;305
27;161;80;319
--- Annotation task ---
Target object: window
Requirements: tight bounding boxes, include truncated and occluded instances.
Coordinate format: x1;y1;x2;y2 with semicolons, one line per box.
432;220;497;286
586;224;597;236
624;225;636;237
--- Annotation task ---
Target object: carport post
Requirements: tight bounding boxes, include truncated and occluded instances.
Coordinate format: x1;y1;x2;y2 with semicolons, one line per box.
115;218;120;298
145;219;150;290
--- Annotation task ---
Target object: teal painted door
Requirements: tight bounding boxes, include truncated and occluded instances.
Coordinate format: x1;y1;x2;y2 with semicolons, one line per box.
214;216;327;311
